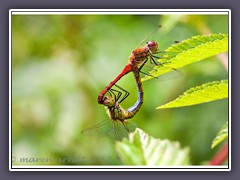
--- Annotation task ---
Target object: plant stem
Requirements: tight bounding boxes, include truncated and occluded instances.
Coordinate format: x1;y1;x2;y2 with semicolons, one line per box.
209;143;228;165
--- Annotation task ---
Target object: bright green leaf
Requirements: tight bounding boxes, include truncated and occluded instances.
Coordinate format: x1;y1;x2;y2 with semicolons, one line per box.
142;33;228;81
211;121;228;149
115;128;190;165
158;80;228;109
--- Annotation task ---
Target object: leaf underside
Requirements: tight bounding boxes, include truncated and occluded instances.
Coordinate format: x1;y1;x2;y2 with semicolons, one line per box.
158;80;228;109
211;121;228;149
115;128;190;165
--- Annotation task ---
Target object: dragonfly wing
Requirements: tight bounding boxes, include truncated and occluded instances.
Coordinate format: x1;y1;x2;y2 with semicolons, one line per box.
81;119;113;136
140;64;184;82
81;119;137;140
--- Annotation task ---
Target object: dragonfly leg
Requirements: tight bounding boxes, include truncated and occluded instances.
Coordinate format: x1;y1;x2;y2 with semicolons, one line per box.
151;54;163;59
114;84;130;104
138;59;148;71
149;55;173;67
150;56;159;65
109;88;122;102
138;59;158;79
139;70;157;79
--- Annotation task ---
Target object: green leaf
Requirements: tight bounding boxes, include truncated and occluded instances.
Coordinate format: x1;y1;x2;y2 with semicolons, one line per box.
142;33;228;81
158;80;228;109
211;121;228;149
115;128;190;165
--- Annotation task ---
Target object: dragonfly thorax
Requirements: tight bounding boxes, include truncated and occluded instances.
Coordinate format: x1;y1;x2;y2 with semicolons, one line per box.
129;40;158;66
130;48;150;65
106;105;126;121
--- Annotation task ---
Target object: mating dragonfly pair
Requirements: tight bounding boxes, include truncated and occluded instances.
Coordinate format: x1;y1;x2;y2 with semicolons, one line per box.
83;38;179;140
96;41;159;139
87;40;170;139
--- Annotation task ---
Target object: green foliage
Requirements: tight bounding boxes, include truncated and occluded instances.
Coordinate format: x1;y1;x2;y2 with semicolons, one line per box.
211;121;228;149
158;80;228;109
115;128;190;165
119;33;229;165
12;15;228;166
142;33;228;81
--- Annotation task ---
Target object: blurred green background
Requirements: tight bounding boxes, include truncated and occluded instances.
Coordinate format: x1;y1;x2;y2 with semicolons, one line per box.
12;14;228;165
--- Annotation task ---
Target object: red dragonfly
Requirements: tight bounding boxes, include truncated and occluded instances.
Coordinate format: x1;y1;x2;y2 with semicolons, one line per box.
97;40;160;105
91;27;181;139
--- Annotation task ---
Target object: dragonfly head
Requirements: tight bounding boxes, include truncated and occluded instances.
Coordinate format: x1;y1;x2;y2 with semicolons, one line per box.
146;41;158;53
103;96;117;107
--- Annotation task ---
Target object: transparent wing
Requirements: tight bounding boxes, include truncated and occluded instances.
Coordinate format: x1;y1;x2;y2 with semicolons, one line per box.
140;61;184;82
81;119;137;140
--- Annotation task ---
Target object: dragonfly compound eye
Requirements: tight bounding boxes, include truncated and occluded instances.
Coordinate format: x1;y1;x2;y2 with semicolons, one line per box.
147;41;158;53
103;96;115;107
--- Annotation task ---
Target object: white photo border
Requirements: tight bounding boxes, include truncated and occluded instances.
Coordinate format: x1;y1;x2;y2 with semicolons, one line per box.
9;9;231;171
